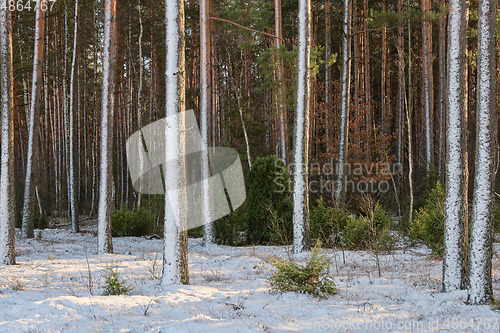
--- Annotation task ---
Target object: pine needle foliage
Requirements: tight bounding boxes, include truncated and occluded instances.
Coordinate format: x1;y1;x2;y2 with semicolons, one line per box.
268;242;336;298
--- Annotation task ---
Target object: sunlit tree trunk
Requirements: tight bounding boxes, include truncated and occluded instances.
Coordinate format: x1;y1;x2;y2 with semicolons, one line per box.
421;0;433;171
443;0;468;292
292;0;311;254
200;0;214;245
98;0;117;254
0;7;15;265
438;0;447;177
162;0;189;286
381;0;388;135
275;0;287;161
397;0;404;187
468;0;497;305
22;4;46;238
68;0;79;232
363;0;371;152
336;0;352;205
406;0;414;224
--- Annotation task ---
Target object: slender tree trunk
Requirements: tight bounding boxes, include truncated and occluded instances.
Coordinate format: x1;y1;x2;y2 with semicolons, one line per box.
443;0;468;292
381;0;388;135
98;0;117;254
162;0;189;286
422;0;433;171
292;0;311;254
397;0;404;187
363;0;371;152
438;0;447;177
22;4;46;238
407;0;414;224
325;0;331;153
0;7;15;265
69;0;79;232
200;0;214;245
136;1;144;208
468;0;497;305
336;0;352;205
235;71;252;169
275;0;287;161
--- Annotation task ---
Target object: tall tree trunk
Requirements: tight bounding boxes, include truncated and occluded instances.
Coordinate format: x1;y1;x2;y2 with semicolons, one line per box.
422;0;433;171
381;0;388;134
438;0;447;177
336;0;352;205
22;4;46;238
162;0;189;286
0;7;15;265
325;0;331;153
200;0;214;245
98;0;117;254
397;0;404;188
407;0;414;224
275;0;287;161
69;0;79;232
136;1;144;208
468;0;497;305
292;0;311;254
443;0;468;292
363;0;371;153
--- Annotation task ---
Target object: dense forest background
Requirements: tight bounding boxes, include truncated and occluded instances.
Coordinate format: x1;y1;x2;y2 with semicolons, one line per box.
5;0;499;240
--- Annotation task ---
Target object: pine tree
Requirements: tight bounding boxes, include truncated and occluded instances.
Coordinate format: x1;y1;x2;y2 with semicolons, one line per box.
421;0;433;170
468;0;497;305
22;4;46;238
200;0;214;245
98;0;117;254
292;0;311;254
68;0;79;233
443;0;468;292
0;6;15;265
162;0;189;286
336;0;352;205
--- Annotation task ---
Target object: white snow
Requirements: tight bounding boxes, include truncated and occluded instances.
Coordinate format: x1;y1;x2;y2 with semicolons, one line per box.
1;227;499;332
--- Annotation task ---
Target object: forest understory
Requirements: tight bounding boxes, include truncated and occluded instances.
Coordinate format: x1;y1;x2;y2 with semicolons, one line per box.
0;220;499;333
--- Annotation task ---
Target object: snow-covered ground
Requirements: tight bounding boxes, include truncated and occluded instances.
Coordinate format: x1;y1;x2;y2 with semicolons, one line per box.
0;223;499;332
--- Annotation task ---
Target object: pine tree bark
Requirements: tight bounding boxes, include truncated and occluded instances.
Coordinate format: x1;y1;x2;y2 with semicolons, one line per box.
468;0;497;305
22;4;46;238
275;0;287;161
0;7;15;265
200;0;214;245
98;0;117;254
68;0;79;233
292;0;311;254
397;0;404;186
336;0;352;205
363;0;371;152
381;0;388;135
443;0;468;292
162;0;189;286
438;0;447;177
421;0;433;171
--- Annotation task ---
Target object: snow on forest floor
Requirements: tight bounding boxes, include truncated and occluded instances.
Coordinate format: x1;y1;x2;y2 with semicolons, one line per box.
0;223;499;333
